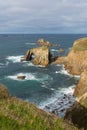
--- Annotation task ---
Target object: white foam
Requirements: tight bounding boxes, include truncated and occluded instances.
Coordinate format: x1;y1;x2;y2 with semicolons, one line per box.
6;55;24;63
39;85;75;113
23;62;35;67
59;85;75;94
24;62;47;68
7;72;52;82
25;42;36;45
0;61;9;68
51;49;58;52
74;75;80;79
7;73;38;81
55;65;71;76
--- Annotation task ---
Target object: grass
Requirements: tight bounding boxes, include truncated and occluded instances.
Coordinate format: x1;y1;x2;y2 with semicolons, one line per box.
73;38;87;52
0;84;78;130
42;46;49;50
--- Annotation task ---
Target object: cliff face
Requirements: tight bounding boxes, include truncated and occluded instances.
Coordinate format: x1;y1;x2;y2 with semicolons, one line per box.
21;46;50;67
66;38;87;75
74;71;87;97
63;38;87;129
55;37;87;75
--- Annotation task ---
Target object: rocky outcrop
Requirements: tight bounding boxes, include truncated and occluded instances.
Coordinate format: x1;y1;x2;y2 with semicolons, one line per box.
37;38;58;47
55;37;87;75
37;39;51;46
21;46;51;67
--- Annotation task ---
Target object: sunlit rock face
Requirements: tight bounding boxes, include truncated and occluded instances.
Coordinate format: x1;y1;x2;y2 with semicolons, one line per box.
21;46;51;67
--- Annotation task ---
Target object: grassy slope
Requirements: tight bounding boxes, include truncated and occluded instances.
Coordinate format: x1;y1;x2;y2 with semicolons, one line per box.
0;84;78;130
73;37;87;52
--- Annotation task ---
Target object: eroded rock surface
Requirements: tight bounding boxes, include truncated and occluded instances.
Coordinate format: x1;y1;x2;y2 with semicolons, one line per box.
21;46;51;67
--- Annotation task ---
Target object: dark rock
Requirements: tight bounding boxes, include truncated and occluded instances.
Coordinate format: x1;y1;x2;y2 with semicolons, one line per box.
17;75;26;80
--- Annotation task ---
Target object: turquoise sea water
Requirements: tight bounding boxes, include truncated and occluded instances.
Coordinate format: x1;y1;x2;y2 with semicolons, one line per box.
0;34;87;116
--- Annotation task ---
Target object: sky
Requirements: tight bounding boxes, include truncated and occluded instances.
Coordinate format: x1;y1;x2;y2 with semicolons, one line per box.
0;0;87;34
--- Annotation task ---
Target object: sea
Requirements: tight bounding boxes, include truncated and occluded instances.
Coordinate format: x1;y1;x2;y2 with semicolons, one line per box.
0;34;86;117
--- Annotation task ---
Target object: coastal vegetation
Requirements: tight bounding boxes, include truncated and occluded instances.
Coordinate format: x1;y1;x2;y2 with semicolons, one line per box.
73;38;87;52
0;84;78;130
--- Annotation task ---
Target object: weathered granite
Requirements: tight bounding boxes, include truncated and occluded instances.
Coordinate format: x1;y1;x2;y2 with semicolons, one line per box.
21;46;51;67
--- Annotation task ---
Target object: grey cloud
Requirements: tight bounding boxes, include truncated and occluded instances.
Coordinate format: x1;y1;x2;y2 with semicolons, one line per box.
0;0;87;33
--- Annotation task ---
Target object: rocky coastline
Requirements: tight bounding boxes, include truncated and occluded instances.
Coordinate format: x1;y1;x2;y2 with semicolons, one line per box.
0;37;87;129
54;37;87;129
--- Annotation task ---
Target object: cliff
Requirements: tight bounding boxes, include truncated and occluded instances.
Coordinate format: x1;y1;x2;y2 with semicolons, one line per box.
74;71;87;97
0;84;78;130
59;38;87;129
55;37;87;75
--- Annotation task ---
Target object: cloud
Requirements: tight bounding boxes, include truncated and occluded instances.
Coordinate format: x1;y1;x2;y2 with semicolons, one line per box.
0;0;87;33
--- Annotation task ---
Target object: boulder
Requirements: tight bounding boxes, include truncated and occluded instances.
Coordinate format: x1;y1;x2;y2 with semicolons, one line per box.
17;75;26;80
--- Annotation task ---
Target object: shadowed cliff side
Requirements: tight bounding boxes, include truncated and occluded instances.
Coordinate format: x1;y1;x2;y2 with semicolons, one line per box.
65;90;87;130
65;71;87;129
